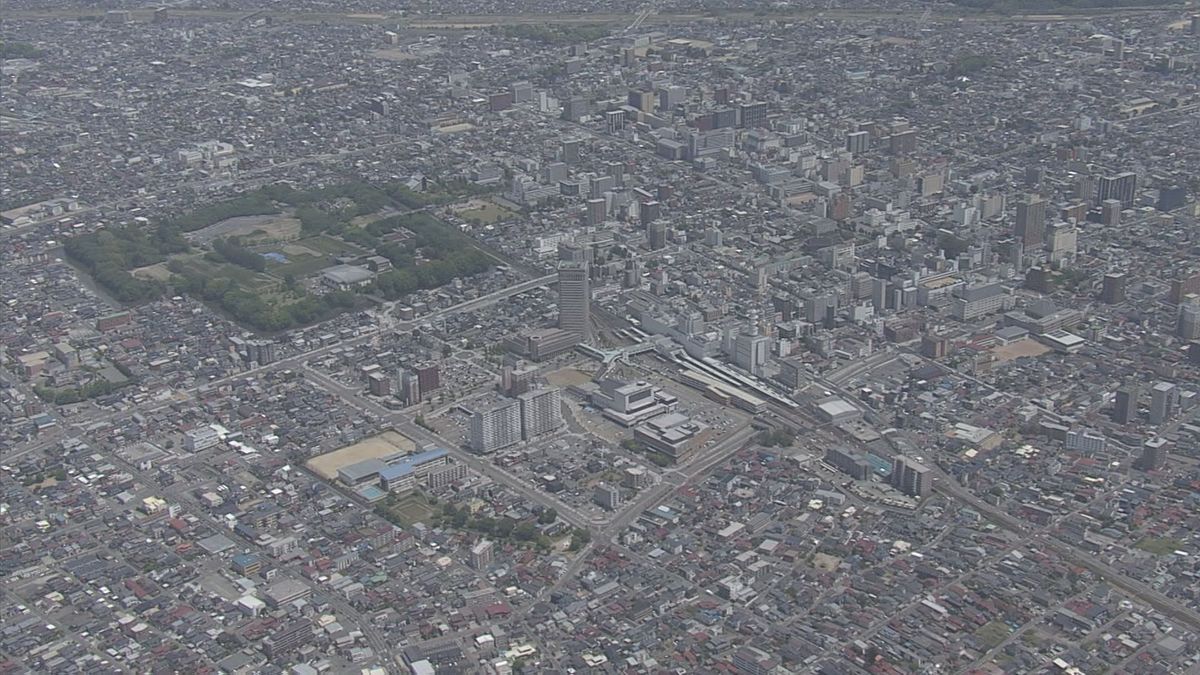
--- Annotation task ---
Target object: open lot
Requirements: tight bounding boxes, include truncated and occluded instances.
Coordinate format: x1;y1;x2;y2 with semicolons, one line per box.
453;199;517;225
305;430;417;480
992;338;1052;362
185;213;302;245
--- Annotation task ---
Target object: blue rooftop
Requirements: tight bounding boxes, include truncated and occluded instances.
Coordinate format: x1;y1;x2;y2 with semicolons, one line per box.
378;448;448;481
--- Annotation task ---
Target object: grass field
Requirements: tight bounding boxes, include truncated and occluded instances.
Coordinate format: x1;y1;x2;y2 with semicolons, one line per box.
379;493;435;527
299;234;364;256
177;256;279;292
975;620;1012;650
266;250;332;279
455;200;516;225
1135;536;1184;555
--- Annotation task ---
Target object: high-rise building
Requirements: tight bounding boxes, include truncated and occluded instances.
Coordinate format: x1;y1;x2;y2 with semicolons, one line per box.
1154;184;1185;213
518;387;563;439
584;198;606;226
1076;174;1097;204
1098;172;1138;209
415;363;440;394
469;399;522;453
560;138;581;164
640;200;662;226
890;129;918;154
1101;199;1122;226
1101;273;1127;304
1139;436;1168;471
647;220;667;250
890;455;931;498
1150;382;1177;425
846;130;870;154
510;80;533;103
606;109;627;134
733;331;770;376
398;369;421;407
557;261;591;341
1113;384;1139;425
562;97;588;122
1177;302;1200;340
1014;195;1046;247
469;539;494;570
738;101;768;128
1170;272;1200;304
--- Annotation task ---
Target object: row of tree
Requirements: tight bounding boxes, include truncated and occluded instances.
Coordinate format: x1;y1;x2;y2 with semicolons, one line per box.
212;237;266;272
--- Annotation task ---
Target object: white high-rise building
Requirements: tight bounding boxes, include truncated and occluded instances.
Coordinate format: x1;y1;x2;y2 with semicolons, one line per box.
469;399;522;453
518;387;563;440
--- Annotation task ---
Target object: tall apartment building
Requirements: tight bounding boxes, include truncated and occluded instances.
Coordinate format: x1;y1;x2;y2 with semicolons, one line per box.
891;454;932;498
518;387;563;439
469;399;522;453
469;539;494;570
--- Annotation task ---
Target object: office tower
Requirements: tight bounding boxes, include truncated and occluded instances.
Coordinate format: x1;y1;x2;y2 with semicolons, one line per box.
368;373;391;397
562;97;588;122
1025;165;1045;188
1046;223;1077;262
1170;272;1200;304
518;387;563;439
1014;195;1046;247
1076;174;1097;204
1101;273;1127;304
584;198;606;226
623;259;642;289
641;200;662;226
647;220;667;250
627;90;654;113
560;138;581;164
415;363;440;394
733;331;770;376
590;175;615;198
557;261;591;341
398;369;421;407
1140;437;1168;471
871;278;890;312
1098;172;1137;208
1158;185;1187;212
593;483;622;511
469;539;494;570
846;130;870;154
738;101;768;128
1101;199;1122;226
510;80;533;103
1178;302;1200;340
606;109;626;133
1113;385;1139;425
657;85;686;111
1150;382;1177;425
489;91;513;112
469;398;522;453
890;455;932;498
890;129;918;154
606;161;625;186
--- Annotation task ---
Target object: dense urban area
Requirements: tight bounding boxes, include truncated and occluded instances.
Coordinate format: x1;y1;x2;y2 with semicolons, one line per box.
4;0;1200;673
